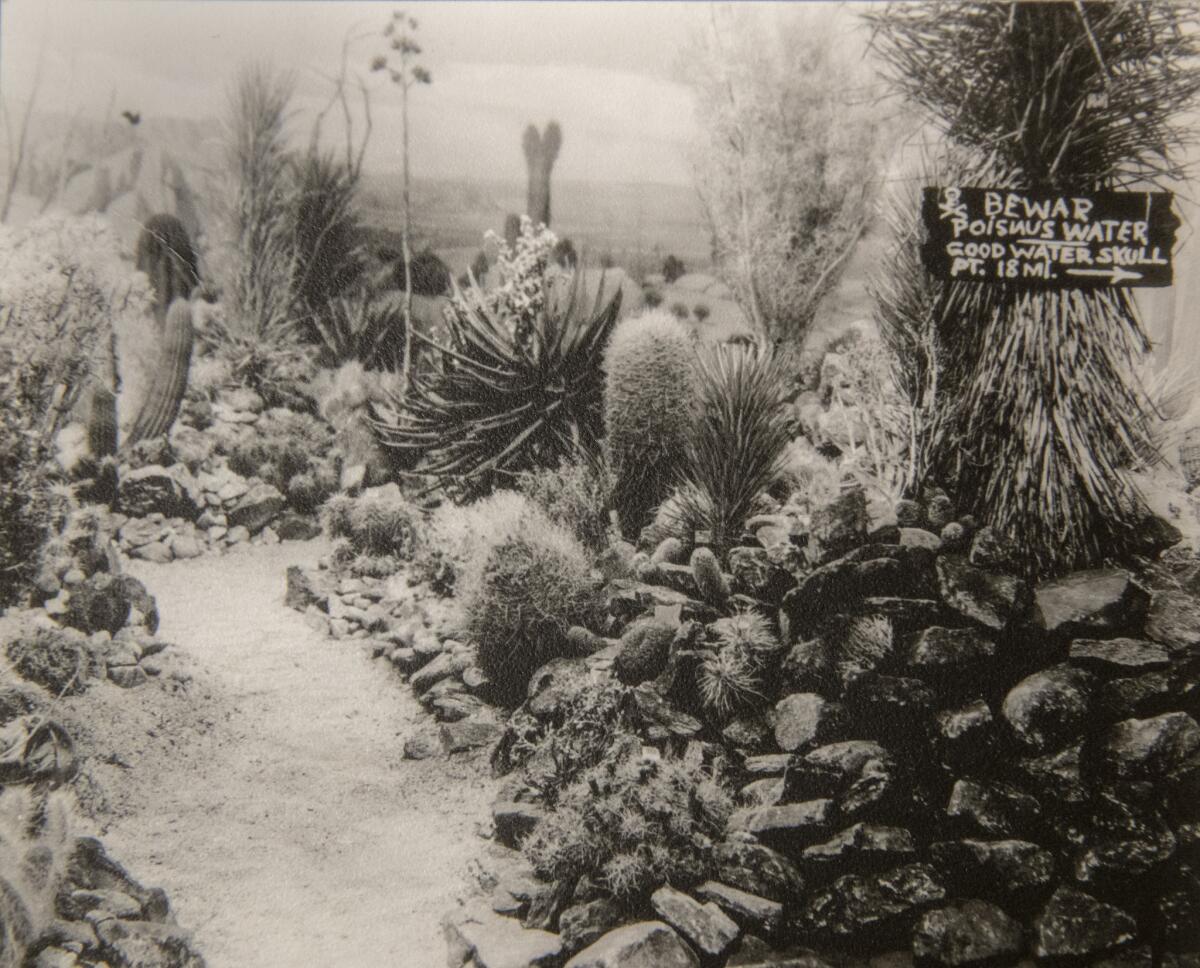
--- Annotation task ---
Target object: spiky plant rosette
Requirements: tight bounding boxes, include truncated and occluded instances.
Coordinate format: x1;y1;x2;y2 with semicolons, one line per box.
868;1;1200;575
673;341;796;555
371;264;622;500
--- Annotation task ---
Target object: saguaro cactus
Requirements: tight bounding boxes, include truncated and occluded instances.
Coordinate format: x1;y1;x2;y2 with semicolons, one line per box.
135;214;200;325
125;298;194;446
86;385;118;459
522;121;562;228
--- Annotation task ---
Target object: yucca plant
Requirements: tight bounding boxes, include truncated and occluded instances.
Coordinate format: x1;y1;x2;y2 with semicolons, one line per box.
667;341;796;556
371;269;622;500
868;1;1200;575
312;287;406;371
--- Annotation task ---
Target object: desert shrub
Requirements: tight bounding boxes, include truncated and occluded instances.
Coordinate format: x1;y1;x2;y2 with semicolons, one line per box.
603;310;696;537
523;737;733;901
0;215;152;605
777;437;843;510
0;789;75;967
458;501;604;702
372;222;622;499
517;456;613;552
6;628;93;696
668;341;795;555
224;409;333;493
662;254;686;284
322;487;424;559
686;5;882;345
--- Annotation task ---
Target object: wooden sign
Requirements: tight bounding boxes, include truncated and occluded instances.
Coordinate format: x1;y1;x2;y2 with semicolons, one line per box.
921;187;1179;287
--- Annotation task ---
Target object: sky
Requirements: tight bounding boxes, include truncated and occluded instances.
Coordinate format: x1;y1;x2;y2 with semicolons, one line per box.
0;0;755;185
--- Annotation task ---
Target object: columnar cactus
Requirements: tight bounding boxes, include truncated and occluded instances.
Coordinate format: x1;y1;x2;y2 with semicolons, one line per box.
522;122;562;227
86;385;118;459
125;299;194;446
134;214;199;325
603;309;696;536
690;547;729;605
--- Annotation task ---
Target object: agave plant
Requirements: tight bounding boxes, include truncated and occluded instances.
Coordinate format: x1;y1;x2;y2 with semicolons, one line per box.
371;269;622;499
312;288;406;371
666;341;796;555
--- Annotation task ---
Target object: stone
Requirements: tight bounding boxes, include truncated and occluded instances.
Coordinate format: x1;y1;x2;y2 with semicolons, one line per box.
929;839;1054;901
808;487;870;564
935;555;1030;631
91;919;204;968
946;780;1041;838
559;898;623;955
913;900;1024;968
1144;591;1200;658
939;522;967;551
1001;665;1094;751
631;684;702;741
712;842;804;902
227;482;285;533
169;532;203;559
936;701;996;770
1032;569;1149;637
926;495;954;530
131;540;172;562
728;546;794;603
119;517;165;548
651;886;740;961
285;566;328;613
1099;712;1200;783
1034;888;1137;960
226;525;250;544
722;715;773;752
1132;513;1183;557
492;801;545;848
909;627;996;692
695;882;783;936
783;555;933;630
118;465;201;520
1017;743;1088;804
784;741;900;818
842;675;936;741
968;527;1017;571
116;576;159;634
1070;638;1171;675
565;921;699;968
743;754;792;776
738;778;784;806
273;512;322;541
727;801;834;852
411;650;470;693
899;528;942;551
440;716;504;753
774;693;844;752
804;864;945;944
62;887;143;920
64;574;131;635
801;823;916;875
108;665;149;689
402;733;440;760
1100;672;1177;721
445;905;563;968
1073;819;1176;890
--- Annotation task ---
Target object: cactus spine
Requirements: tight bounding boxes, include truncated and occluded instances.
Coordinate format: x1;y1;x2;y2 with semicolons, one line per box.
603;310;696;536
522;121;562;227
125;298;193;447
135;214;199;326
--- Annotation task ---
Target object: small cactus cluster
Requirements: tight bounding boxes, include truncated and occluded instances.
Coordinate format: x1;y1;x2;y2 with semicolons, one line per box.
522;121;562;227
603;310;697;537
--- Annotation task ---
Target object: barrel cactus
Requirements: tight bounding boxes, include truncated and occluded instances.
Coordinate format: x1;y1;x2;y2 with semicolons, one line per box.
613;618;675;685
135;214;200;324
603;310;696;537
691;547;729;605
125;299;194;447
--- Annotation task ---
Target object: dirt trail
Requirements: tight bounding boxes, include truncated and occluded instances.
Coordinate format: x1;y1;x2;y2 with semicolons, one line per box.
64;540;494;968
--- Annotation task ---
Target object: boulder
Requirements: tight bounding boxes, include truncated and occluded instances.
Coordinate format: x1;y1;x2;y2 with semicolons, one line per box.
967;527;1017;572
935;555;1030;631
913;900;1024;968
1069;638;1171;675
773;693;844;752
227;482;286;534
800;823;917;875
1144;590;1200;658
1017;743;1089;804
909;627;996;692
440;716;504;753
1033;888;1137;960
559;898;623;955
274;512;323;541
285;566;329;613
712;842;805;902
492;801;545;848
929;839;1054;901
841;675;936;742
1098;712;1200;783
728;546;794;603
116;576;159;633
946;780;1041;838
1000;665;1094;751
936;701;997;771
726;801;834;852
565;921;699;968
118;464;201;520
1032;569;1149;637
807;487;870;565
804;863;945;944
695;882;783;936
651;886;740;961
444;905;563;968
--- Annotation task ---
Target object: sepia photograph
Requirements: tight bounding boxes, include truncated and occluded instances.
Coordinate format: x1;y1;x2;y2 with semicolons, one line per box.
0;1;1199;966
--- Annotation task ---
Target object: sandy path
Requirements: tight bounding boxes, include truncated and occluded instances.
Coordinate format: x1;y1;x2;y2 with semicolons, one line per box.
67;541;494;968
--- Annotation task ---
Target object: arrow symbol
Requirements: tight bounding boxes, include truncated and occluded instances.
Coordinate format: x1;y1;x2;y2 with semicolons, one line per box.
1065;266;1143;284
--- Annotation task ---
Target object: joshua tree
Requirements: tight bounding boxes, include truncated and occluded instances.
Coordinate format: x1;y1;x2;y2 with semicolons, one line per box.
522;121;562;227
372;10;432;393
869;1;1200;575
